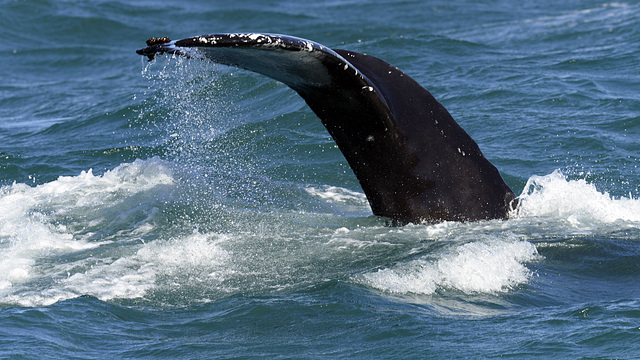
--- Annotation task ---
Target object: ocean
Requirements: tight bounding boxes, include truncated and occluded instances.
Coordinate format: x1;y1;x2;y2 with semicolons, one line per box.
1;0;639;358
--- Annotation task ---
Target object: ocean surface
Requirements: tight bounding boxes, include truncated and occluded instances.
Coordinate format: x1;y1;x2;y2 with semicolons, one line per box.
1;0;639;358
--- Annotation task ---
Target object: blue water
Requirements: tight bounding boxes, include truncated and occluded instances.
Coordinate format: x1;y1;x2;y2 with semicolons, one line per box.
2;0;640;358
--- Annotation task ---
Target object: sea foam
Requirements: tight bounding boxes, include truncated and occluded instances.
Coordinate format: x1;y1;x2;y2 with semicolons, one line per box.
358;236;539;295
514;170;640;227
0;158;175;306
2;164;637;306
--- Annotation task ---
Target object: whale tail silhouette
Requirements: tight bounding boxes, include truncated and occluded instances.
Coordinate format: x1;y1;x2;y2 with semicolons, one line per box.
137;33;517;224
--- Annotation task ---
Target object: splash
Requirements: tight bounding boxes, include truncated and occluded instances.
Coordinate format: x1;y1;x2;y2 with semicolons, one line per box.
139;53;240;159
514;170;640;227
305;185;368;205
358;236;539;295
0;158;175;306
60;231;232;306
4;162;638;307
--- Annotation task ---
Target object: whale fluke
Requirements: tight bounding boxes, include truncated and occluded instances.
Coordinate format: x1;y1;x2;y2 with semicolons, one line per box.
137;33;517;224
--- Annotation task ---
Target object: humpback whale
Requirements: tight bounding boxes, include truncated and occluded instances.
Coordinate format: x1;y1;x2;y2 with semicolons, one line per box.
137;33;517;224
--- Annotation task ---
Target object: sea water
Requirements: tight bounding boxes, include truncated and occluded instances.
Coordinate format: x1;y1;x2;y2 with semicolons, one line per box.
1;0;639;358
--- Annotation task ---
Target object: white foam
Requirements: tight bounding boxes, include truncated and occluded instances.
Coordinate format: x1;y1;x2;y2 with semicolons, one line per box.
4;162;637;306
514;170;640;227
0;158;176;306
57;232;232;304
135;231;231;288
305;185;369;206
358;237;539;295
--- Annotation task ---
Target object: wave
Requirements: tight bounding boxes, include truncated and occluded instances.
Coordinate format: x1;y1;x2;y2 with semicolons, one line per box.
0;158;175;306
355;170;640;298
1;159;638;307
357;235;539;295
514;170;640;228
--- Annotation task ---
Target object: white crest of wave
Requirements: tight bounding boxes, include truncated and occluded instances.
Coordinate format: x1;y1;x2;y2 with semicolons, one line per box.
305;185;369;205
0;158;175;305
358;238;539;295
58;232;231;305
515;170;640;226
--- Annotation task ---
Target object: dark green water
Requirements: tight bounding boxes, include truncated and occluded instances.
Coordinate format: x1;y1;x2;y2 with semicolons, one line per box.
1;0;639;358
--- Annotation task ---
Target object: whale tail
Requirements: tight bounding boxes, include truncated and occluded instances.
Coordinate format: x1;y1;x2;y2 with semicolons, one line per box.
137;33;517;223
